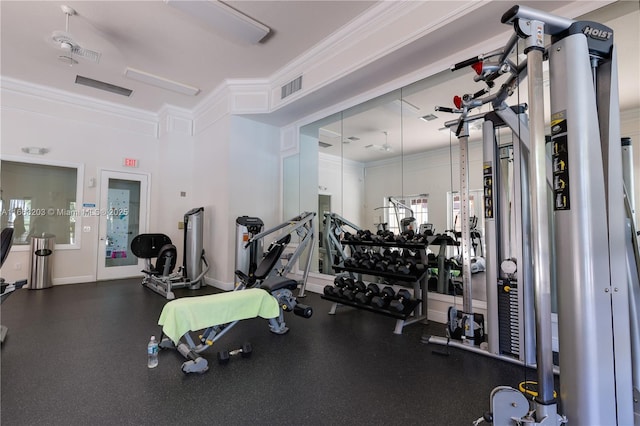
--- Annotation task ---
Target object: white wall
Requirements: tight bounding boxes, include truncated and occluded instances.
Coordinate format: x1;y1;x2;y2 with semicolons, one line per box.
154;118;196;263
1;89;160;284
227;116;281;283
0;88;284;291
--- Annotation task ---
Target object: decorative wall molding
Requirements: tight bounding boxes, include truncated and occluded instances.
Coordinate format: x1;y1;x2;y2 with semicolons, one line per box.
280;125;296;152
159;105;193;138
227;79;271;114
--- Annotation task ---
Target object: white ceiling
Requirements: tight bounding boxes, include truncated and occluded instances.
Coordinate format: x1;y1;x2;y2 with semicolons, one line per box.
1;1;638;165
311;1;640;163
0;0;376;112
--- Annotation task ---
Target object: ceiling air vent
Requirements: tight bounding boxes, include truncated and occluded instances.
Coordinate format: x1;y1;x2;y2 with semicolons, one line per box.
420;113;438;122
281;76;302;99
344;136;360;144
319;141;332;148
75;75;133;97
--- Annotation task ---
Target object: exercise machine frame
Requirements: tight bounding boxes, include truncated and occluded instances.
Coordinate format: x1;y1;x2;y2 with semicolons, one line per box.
321;212;360;275
131;207;209;300
429;5;638;425
236;211;316;297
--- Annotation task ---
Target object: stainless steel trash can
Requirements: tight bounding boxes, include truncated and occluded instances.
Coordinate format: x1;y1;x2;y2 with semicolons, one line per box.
28;233;55;290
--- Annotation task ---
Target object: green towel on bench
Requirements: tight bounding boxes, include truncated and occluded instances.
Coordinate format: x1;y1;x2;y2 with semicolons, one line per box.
158;288;280;343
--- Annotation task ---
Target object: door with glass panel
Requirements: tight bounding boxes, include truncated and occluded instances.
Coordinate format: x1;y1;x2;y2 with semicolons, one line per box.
97;170;149;280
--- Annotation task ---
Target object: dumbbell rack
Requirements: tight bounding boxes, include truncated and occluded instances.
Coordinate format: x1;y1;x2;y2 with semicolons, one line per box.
322;240;429;335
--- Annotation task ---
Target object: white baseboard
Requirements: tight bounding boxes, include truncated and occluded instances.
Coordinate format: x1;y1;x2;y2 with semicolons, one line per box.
204;276;234;291
52;275;96;286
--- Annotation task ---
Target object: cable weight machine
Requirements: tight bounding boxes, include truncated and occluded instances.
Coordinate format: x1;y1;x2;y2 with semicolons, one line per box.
426;4;638;425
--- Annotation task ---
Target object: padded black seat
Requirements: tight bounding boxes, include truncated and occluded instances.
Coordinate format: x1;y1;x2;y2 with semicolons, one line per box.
235;234;291;288
1;227;27;341
130;233;172;258
131;234;177;276
1;228;14;267
261;276;298;292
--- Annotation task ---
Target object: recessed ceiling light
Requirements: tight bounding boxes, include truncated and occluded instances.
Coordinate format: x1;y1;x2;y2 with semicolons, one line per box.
165;0;270;44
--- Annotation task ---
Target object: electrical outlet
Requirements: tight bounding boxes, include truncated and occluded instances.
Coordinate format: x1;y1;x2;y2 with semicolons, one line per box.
178;221;184;230
83;226;91;233
14;263;22;270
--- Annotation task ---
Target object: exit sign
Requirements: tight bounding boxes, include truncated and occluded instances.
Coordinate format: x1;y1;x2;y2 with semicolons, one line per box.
123;158;139;168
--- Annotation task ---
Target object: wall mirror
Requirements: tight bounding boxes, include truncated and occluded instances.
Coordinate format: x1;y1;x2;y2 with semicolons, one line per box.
285;2;639;308
289;67;494;300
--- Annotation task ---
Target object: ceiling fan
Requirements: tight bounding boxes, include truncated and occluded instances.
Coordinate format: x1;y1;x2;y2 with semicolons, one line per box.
48;5;101;65
365;131;395;153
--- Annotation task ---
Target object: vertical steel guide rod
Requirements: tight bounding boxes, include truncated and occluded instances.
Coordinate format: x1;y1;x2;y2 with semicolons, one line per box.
458;120;475;343
524;22;556;410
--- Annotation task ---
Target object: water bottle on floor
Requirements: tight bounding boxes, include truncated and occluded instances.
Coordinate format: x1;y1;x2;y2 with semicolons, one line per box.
147;335;159;368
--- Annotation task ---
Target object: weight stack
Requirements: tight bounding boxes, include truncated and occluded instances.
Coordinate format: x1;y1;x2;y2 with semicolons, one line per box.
497;279;519;357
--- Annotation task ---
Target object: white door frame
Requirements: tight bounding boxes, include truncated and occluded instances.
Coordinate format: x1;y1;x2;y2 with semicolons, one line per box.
96;169;150;281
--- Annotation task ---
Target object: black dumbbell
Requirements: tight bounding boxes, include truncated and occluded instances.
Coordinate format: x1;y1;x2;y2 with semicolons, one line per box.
396;230;415;243
374;259;390;272
344;257;358;267
337;277;355;297
357;229;373;241
323;284;336;296
413;232;428;244
381;230;396;243
389;289;413;312
324;276;345;297
218;342;252;364
371;233;385;243
329;276;351;298
383;249;400;262
358;253;375;270
343;280;366;301
371;286;396;309
396;262;412;275
355;283;380;304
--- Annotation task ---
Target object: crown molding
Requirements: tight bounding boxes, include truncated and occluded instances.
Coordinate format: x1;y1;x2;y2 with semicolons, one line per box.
189;1;443;125
1;76;157;123
269;1;415;87
1;76;158;138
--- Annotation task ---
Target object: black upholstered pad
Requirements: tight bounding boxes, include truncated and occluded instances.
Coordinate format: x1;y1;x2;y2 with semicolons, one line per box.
130;234;173;259
261;275;298;292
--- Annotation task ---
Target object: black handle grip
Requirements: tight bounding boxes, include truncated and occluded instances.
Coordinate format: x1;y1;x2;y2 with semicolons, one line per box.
472;89;488;99
451;56;481;71
435;106;455;113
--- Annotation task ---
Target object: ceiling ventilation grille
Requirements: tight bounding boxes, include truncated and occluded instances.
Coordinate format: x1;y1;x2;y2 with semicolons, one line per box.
281;76;302;99
75;75;133;97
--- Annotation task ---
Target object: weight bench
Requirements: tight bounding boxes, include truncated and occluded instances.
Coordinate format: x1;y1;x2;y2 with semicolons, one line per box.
158;279;312;374
1;228;28;343
157;236;312;374
131;233;207;300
